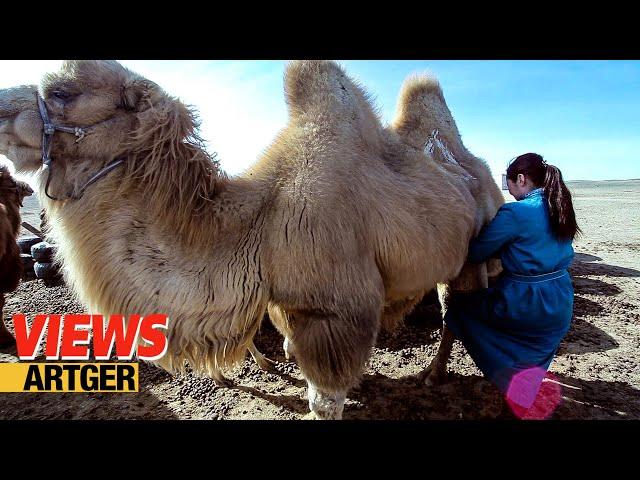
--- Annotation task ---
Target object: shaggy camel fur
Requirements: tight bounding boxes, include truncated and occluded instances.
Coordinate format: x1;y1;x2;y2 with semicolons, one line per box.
0;166;33;347
0;60;502;418
279;73;505;384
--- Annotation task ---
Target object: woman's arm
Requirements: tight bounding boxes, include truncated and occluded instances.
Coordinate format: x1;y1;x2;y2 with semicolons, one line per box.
468;204;518;264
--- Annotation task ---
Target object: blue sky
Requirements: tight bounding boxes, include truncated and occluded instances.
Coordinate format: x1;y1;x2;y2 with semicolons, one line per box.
1;60;638;181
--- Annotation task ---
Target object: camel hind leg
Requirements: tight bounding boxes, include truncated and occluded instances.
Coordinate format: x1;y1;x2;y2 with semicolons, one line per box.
417;283;455;386
381;295;421;332
418;262;488;386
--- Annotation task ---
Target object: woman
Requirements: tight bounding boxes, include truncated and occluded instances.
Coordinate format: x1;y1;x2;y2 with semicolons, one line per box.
445;153;580;417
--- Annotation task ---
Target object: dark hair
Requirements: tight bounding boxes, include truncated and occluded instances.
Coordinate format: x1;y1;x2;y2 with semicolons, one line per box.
507;152;581;241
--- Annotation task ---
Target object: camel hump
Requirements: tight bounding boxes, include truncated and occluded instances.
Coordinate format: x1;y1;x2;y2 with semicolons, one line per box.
400;73;445;104
391;73;464;154
284;60;382;139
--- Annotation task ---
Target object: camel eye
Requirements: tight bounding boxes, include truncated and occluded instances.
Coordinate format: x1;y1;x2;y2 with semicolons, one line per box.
52;90;71;101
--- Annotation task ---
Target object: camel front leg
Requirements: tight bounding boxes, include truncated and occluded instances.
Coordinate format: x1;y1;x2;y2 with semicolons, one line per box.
248;341;277;372
210;369;234;388
289;303;380;420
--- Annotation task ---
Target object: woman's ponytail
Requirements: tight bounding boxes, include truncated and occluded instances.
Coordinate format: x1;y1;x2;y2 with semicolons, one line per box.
507;153;581;241
543;163;581;241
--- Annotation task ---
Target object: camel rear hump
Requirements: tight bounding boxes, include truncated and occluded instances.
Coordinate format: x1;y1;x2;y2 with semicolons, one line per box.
390;73;505;234
392;74;465;156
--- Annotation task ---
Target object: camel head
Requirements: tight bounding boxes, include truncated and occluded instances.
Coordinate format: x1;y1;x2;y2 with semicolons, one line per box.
0;165;32;208
15;180;34;206
0;61;199;199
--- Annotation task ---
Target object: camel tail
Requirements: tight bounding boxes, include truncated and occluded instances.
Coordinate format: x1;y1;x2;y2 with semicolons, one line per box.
391;73;464;155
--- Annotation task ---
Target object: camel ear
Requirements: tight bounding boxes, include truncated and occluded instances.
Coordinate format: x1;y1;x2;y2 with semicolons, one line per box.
121;78;160;111
127;83;198;150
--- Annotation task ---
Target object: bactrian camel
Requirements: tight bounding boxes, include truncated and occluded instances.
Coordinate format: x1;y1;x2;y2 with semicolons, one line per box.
0;165;33;348
0;60;503;419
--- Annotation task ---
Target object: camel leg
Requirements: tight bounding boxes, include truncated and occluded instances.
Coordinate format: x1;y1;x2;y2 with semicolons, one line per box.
304;381;347;420
290;305;380;420
381;296;421;332
419;263;488;387
418;325;455;386
0;294;16;349
417;283;454;386
266;303;296;361
248;341;277;372
210;369;234;388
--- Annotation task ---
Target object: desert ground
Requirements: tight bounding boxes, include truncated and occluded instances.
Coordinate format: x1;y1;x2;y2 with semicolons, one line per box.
1;180;639;420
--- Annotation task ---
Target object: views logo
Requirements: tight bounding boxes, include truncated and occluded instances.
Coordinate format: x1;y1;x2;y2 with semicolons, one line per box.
0;314;168;392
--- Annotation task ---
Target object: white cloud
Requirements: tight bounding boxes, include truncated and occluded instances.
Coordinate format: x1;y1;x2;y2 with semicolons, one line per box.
119;60;288;176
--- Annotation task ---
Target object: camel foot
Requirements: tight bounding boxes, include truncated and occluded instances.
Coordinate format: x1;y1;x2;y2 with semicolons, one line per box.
254;353;277;373
213;375;234;389
302;411;319;420
307;382;346;420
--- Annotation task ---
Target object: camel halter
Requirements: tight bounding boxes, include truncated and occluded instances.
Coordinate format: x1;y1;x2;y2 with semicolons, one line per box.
36;93;126;201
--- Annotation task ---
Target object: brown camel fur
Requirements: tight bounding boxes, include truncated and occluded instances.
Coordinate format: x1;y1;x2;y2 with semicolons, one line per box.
0;60;502;418
0;165;33;347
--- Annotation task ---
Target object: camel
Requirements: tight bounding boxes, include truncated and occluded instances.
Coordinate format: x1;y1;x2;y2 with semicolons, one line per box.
0;165;33;348
0;60;503;419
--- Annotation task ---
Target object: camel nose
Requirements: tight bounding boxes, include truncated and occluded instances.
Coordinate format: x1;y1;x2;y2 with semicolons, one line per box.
18;181;34;197
0;85;39;119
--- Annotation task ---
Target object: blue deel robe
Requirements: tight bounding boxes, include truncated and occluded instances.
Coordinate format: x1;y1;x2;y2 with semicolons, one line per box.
444;188;575;408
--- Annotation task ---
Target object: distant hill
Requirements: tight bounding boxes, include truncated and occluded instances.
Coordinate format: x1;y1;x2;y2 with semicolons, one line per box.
568;179;640;183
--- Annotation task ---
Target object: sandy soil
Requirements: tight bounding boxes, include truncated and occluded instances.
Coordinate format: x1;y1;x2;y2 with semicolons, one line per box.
1;180;639;420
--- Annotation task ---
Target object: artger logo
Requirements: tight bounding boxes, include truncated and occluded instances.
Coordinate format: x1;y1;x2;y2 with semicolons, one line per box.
0;314;168;393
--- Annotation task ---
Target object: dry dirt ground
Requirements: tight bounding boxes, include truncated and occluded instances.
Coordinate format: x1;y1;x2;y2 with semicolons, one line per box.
1;180;639;420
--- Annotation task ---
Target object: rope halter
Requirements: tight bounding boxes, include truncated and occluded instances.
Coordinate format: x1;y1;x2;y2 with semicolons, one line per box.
36;93;125;201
